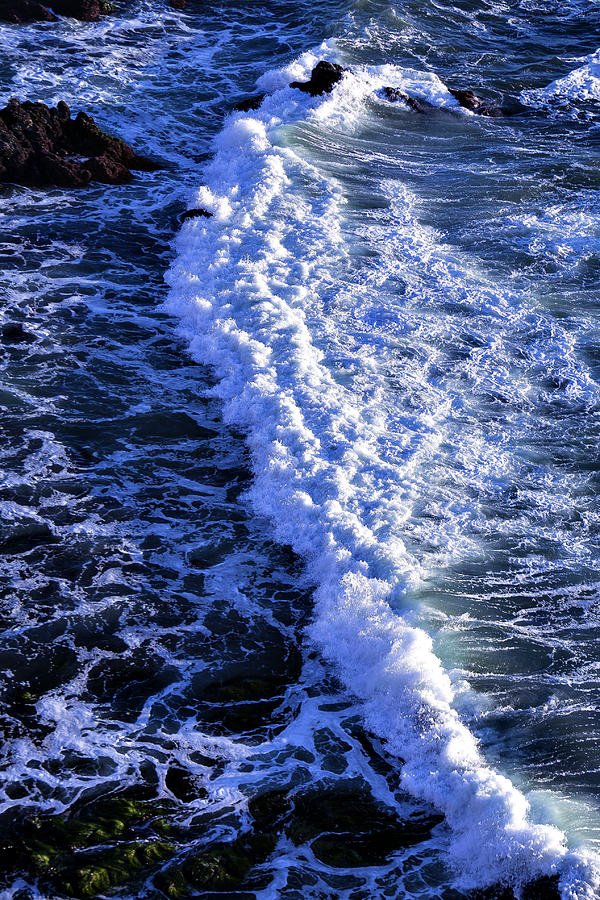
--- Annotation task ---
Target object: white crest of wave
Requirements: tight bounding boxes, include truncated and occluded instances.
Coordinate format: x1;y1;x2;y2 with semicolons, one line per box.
165;48;600;899
523;47;600;104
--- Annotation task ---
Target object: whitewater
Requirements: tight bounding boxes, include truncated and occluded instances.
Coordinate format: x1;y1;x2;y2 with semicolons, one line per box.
166;47;600;898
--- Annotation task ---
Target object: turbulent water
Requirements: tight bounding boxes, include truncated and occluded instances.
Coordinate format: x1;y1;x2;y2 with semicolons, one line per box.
1;1;600;898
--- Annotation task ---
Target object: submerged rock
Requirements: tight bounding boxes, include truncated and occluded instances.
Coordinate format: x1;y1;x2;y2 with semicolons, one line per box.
290;60;347;96
0;100;160;188
381;86;426;112
286;781;443;867
1;322;35;343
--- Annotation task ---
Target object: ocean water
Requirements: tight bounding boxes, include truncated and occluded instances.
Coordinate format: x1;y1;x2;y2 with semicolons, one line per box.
1;0;600;898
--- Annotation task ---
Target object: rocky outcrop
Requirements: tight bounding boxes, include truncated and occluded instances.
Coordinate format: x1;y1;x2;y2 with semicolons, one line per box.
233;94;266;112
0;0;55;22
180;208;213;223
449;88;507;117
381;84;518;118
381;87;426;112
0;99;160;188
290;61;346;96
0;0;111;21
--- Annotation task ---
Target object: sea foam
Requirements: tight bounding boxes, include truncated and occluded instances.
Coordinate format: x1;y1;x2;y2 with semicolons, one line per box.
166;48;600;898
523;47;600;105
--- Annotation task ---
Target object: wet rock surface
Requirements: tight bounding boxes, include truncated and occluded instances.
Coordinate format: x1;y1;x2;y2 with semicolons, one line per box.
449;87;508;117
290;60;347;96
285;782;444;867
233;94;266;112
0;788;177;898
471;874;561;900
0;0;110;21
0;99;159;188
179;207;213;222
0;0;55;22
381;86;426;112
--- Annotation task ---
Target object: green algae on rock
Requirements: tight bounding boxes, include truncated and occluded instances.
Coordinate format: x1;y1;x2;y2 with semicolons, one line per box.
0;790;177;898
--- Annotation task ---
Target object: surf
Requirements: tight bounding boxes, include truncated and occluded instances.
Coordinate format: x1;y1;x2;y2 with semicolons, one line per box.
166;47;600;898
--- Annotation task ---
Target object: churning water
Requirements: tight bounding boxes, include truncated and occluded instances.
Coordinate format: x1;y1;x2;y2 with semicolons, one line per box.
1;1;600;898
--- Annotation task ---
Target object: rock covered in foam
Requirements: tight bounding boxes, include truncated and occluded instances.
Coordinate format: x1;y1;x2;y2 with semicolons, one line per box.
381;86;426;112
290;60;347;96
0;99;160;188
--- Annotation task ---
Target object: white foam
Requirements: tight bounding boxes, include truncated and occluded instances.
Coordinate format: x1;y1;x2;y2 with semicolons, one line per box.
523;48;600;105
166;57;600;897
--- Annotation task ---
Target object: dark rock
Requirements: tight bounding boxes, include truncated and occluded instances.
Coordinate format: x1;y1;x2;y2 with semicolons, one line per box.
233;94;265;112
290;60;346;97
169;0;186;8
449;88;506;117
0;0;112;21
286;782;443;867
156;831;278;898
0;0;56;22
0;100;160;188
523;875;561;900
165;765;207;803
49;0;111;19
179;207;213;223
469;874;560;900
248;789;291;832
381;87;426;113
1;322;35;343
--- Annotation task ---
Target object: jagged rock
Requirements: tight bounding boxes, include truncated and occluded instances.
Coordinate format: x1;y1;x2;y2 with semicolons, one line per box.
0;99;160;188
168;0;186;10
179;207;213;223
449;88;507;117
0;0;111;21
233;94;265;112
50;0;110;18
381;86;426;112
290;60;346;96
0;0;56;22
